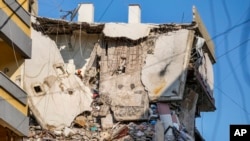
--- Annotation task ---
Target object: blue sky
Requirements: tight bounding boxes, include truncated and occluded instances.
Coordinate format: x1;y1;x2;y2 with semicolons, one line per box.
38;0;250;140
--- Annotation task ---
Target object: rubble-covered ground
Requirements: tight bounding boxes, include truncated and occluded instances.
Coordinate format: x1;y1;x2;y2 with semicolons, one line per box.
26;95;194;141
28;120;155;141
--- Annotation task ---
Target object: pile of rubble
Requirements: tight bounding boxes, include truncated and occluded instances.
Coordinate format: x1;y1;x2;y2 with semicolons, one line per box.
27;94;194;141
28;118;155;141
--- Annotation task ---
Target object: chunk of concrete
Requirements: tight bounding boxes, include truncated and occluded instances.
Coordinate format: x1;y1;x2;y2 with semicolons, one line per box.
74;115;88;127
101;113;114;129
25;29;92;130
103;23;153;40
63;127;75;137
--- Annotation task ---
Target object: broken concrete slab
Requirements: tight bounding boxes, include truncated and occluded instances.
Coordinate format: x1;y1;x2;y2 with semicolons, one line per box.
24;29;93;130
101;113;114;129
142;29;194;101
103;23;154;40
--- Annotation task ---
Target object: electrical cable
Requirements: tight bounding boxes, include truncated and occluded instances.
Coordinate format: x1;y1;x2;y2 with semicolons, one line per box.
206;18;250;44
216;38;250;60
98;0;115;22
214;84;250;115
37;0;64;17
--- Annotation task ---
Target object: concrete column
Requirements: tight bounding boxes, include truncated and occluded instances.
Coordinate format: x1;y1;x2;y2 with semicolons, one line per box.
128;4;141;23
78;3;94;23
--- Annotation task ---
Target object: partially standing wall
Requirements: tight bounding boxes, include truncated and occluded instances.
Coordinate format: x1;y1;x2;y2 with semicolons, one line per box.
98;38;149;121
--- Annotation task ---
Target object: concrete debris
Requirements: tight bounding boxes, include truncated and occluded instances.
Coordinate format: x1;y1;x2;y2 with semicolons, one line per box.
101;113;114;129
63;127;76;137
141;30;194;101
91;93;112;117
100;131;111;140
27;103;194;141
27;9;215;140
103;23;154;40
111;124;129;140
25;29;93;130
53;130;62;136
74;115;88;127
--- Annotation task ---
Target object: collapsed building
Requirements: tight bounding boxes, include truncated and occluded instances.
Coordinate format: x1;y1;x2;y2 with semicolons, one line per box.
27;3;216;141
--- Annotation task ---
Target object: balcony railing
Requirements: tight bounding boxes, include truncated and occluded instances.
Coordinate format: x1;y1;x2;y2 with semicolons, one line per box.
0;71;29;136
0;71;27;106
0;0;31;58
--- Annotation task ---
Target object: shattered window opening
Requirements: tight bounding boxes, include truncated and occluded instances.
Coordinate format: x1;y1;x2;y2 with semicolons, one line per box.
34;86;42;93
32;84;45;96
